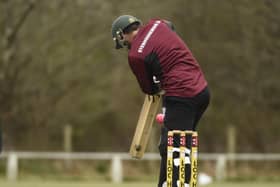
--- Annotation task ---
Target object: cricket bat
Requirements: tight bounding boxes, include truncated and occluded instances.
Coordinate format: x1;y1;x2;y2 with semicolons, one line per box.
129;94;161;159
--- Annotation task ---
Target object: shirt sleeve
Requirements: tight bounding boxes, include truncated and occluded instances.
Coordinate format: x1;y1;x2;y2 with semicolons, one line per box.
128;56;160;95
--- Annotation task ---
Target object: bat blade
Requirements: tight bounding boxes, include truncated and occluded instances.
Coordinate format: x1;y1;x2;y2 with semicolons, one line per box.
129;95;161;159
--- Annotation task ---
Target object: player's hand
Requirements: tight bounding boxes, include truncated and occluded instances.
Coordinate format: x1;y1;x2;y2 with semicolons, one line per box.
156;89;165;96
148;94;161;102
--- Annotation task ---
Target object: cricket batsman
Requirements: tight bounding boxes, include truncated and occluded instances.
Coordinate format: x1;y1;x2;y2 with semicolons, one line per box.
111;15;210;187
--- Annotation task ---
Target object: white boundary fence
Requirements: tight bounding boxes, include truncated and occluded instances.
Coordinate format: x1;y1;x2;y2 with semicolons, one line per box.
1;152;280;183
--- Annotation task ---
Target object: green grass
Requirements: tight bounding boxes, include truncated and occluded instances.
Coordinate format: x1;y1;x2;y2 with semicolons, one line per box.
0;181;280;187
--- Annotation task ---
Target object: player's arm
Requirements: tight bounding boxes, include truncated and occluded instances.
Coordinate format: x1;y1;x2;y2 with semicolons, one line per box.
128;54;162;95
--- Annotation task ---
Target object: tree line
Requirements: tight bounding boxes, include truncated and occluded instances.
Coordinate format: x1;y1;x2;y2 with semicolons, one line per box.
0;0;279;152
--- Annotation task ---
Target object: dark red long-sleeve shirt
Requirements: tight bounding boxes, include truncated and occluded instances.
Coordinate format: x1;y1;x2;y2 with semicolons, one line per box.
128;19;207;97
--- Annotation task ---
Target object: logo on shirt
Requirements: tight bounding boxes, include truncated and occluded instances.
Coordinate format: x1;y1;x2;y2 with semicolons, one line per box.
128;17;136;23
137;20;161;53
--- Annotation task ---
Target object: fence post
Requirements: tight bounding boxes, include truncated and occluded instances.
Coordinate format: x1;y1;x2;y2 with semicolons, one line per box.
7;152;18;182
63;124;73;168
111;155;123;183
64;125;72;152
215;154;226;181
227;125;236;177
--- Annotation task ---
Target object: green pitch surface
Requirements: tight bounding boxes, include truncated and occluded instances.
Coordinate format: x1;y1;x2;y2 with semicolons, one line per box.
0;181;280;187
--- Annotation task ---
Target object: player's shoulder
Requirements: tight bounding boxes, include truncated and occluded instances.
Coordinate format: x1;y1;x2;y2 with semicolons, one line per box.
146;18;175;32
147;18;165;26
129;18;170;56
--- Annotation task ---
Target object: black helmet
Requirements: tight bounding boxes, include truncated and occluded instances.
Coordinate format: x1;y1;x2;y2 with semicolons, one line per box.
111;15;141;49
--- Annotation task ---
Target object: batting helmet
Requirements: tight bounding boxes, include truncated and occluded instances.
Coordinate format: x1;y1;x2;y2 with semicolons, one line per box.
111;15;141;49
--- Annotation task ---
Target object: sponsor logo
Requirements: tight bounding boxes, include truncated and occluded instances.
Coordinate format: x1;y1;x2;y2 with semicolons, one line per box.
167;159;172;187
180;159;185;183
137;20;161;53
167;159;172;177
128;17;136;23
192;181;197;187
191;160;198;186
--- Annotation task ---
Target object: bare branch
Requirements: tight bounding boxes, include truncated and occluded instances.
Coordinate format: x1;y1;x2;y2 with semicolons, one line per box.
7;0;36;45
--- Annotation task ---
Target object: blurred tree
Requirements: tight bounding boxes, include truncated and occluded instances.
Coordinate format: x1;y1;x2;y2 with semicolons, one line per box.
0;0;279;152
0;0;36;150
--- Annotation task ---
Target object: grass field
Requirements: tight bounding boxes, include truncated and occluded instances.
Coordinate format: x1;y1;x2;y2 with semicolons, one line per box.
0;181;280;187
